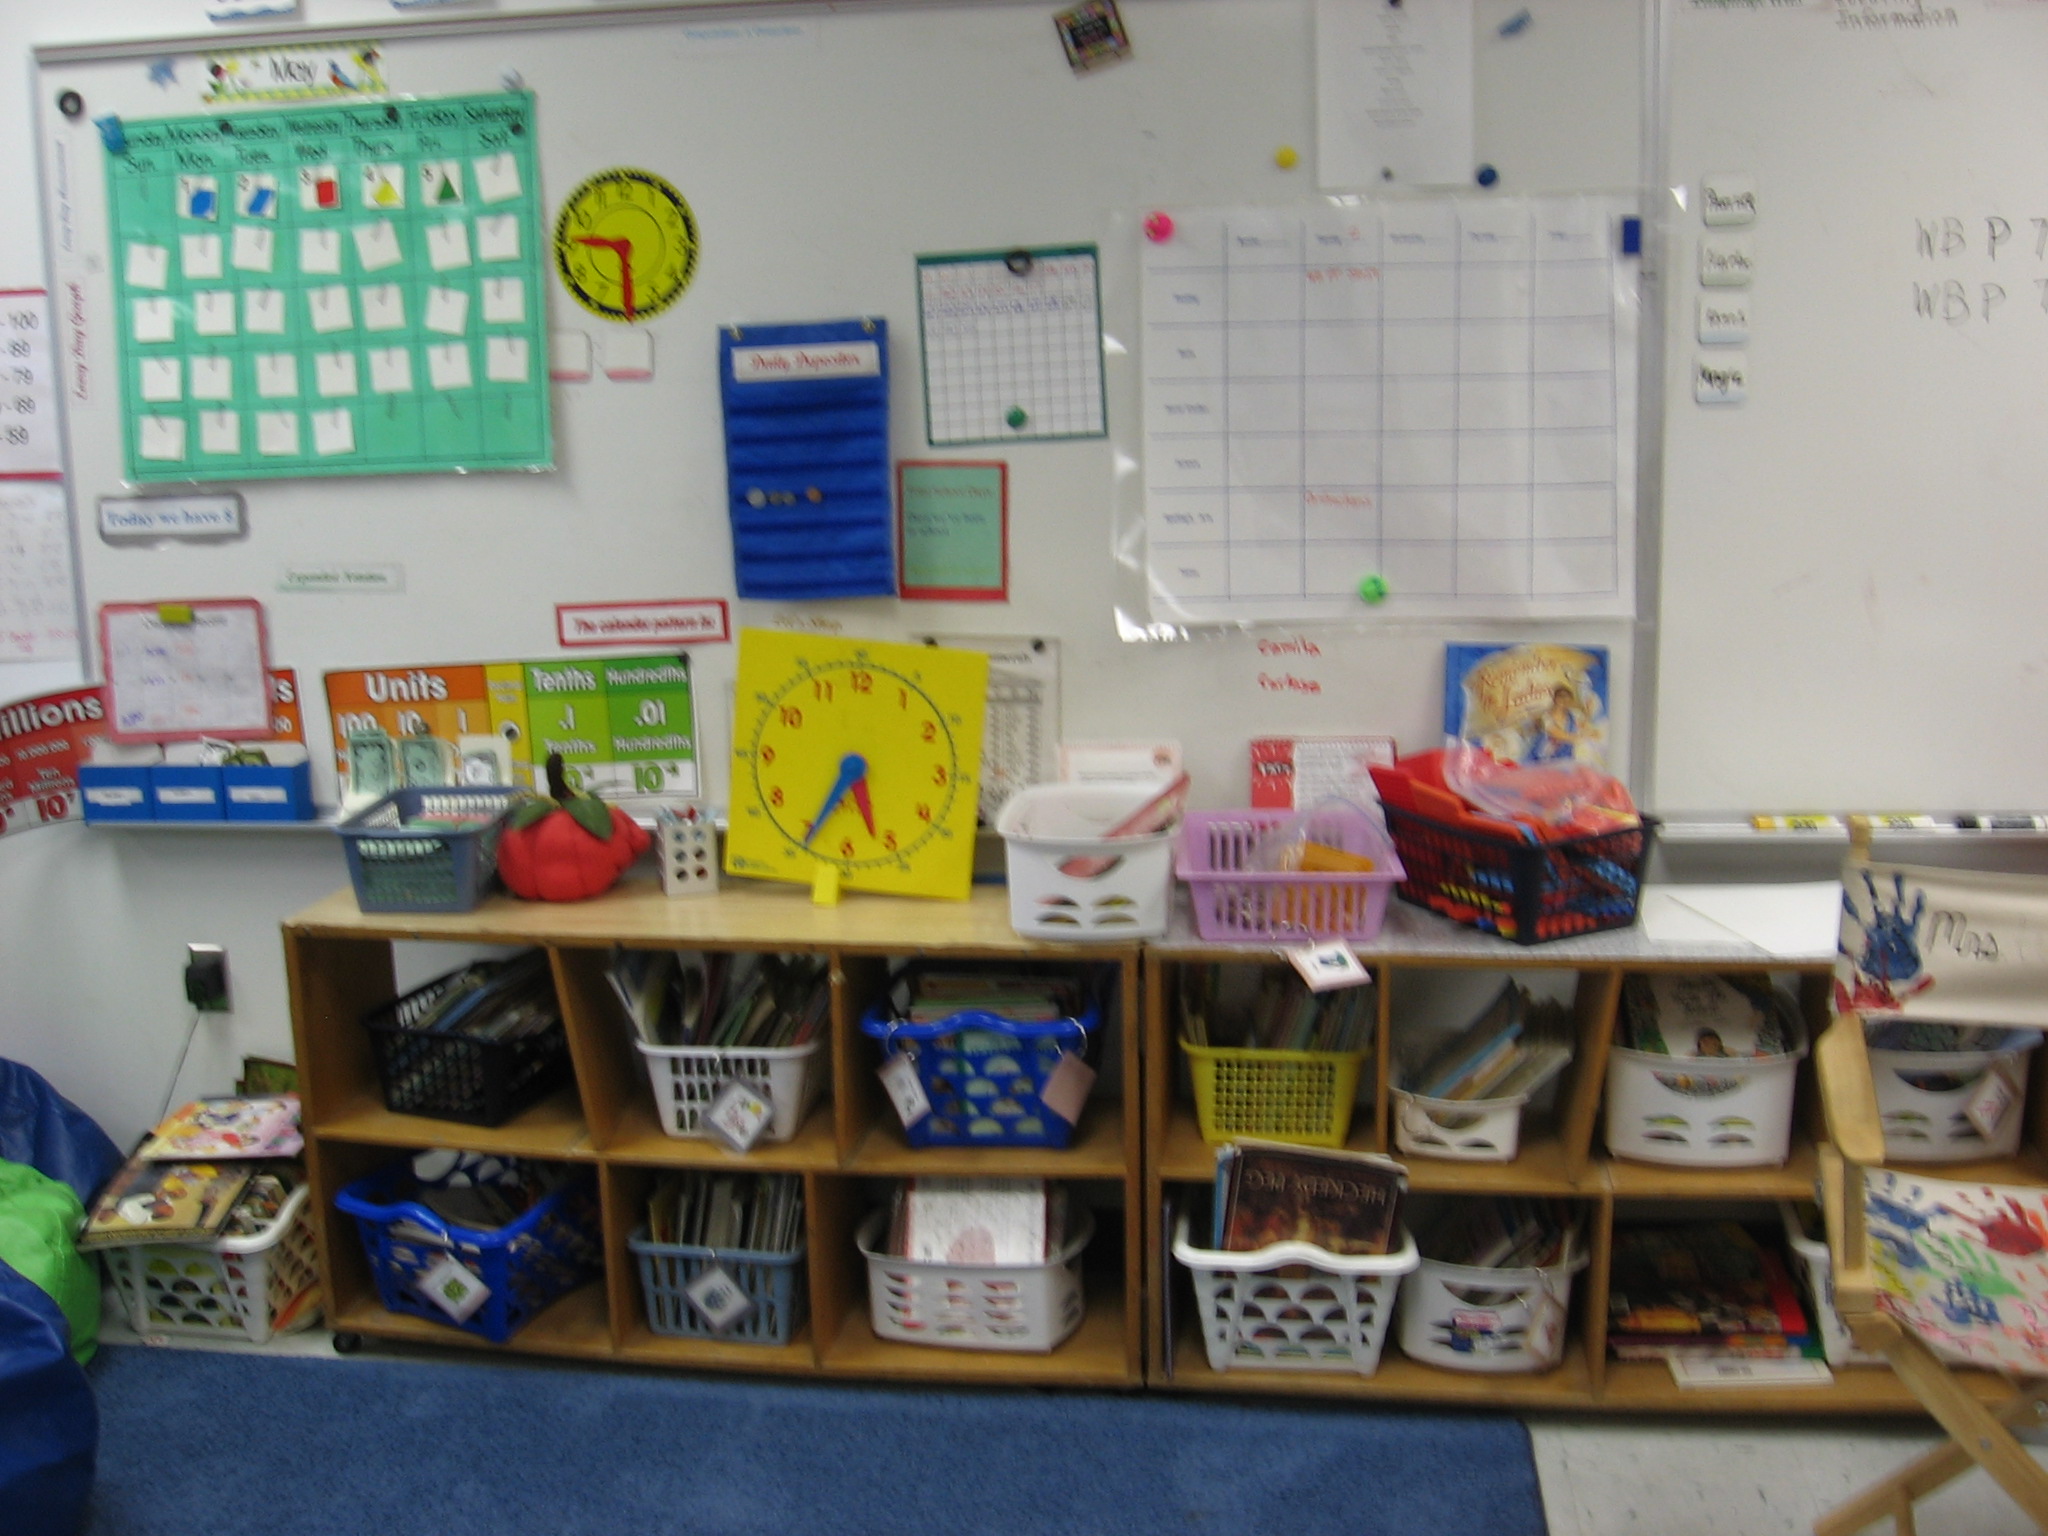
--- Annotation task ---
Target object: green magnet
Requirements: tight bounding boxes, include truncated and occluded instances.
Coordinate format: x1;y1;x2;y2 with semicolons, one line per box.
1358;573;1389;604
1006;405;1029;430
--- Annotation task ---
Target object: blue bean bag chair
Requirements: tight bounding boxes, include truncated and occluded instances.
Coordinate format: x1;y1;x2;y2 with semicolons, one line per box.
0;1061;122;1536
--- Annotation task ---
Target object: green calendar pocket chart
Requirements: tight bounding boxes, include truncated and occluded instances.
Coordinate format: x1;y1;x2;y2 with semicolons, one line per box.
105;92;551;483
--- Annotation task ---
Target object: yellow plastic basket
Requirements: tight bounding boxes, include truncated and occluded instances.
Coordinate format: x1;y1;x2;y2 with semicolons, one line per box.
1183;1040;1370;1147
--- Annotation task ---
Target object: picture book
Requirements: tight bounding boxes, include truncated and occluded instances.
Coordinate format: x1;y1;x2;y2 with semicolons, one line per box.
77;1157;254;1249
1621;975;1789;1059
899;1176;1051;1265
1216;1140;1406;1257
138;1096;301;1160
1444;642;1609;768
1606;1221;1815;1361
1407;980;1527;1099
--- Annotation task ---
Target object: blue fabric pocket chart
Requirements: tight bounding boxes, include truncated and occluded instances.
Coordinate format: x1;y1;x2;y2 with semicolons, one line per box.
720;319;895;600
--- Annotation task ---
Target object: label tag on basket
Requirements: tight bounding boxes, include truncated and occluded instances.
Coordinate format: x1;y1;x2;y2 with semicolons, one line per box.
1966;1058;2024;1142
1038;1050;1096;1126
415;1254;491;1323
878;1052;931;1128
685;1263;755;1331
704;1079;773;1152
1287;941;1370;992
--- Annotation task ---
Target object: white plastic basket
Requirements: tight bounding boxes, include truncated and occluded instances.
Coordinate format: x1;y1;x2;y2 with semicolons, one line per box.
635;1036;825;1143
995;783;1174;941
1604;1018;1808;1167
1171;1213;1416;1377
1869;1031;2041;1162
1396;1247;1586;1373
100;1182;322;1344
1391;1042;1571;1163
857;1206;1092;1353
1779;1201;1882;1368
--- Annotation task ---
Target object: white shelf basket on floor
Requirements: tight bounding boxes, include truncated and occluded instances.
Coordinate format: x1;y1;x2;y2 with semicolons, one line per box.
101;1181;322;1344
857;1207;1092;1353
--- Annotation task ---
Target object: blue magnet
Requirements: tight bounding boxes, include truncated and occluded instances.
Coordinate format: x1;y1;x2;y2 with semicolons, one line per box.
1621;216;1643;255
1499;8;1532;36
1475;164;1499;188
94;115;126;154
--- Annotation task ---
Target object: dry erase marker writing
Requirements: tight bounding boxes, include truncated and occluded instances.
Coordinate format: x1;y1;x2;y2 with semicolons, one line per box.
1750;814;1842;831
1954;815;2048;831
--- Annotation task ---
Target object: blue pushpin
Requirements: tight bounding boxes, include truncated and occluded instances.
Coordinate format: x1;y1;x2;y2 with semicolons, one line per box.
1475;164;1499;188
95;114;126;154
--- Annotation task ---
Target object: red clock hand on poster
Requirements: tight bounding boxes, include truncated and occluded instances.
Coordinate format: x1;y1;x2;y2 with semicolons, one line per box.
574;235;636;320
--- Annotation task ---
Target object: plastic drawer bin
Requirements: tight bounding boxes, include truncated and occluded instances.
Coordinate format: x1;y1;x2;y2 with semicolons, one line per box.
861;983;1100;1149
1183;1039;1370;1149
1172;1214;1416;1377
635;1037;825;1144
150;764;224;821
1780;1201;1882;1368
78;765;153;822
337;786;522;914
1868;1027;2043;1162
1604;1016;1808;1168
361;963;572;1128
1391;1042;1571;1163
1396;1248;1586;1374
1177;806;1403;944
101;1182;322;1344
857;1207;1092;1353
628;1225;808;1345
995;782;1174;941
335;1158;602;1345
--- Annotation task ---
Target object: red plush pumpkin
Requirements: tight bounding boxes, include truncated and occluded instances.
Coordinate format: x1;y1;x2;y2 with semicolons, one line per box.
496;753;650;902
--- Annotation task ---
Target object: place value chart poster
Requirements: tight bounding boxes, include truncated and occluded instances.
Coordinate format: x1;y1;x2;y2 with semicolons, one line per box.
104;92;551;482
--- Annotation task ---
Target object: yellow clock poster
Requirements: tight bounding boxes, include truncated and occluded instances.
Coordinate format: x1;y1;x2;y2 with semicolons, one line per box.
726;629;988;900
553;167;699;322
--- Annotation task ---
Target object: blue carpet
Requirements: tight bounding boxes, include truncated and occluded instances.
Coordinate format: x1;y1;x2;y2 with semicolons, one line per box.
85;1344;1546;1535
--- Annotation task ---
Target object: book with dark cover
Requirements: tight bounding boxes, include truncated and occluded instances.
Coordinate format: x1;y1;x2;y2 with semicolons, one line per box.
77;1156;253;1249
1217;1140;1406;1256
1605;1220;1816;1360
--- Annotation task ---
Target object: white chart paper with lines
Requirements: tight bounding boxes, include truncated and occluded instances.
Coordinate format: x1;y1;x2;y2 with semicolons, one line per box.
1141;197;1638;624
917;247;1105;446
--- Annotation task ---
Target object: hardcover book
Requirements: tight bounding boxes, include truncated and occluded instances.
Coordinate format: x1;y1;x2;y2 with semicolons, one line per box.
1606;1221;1815;1360
1444;642;1609;769
78;1157;254;1249
1216;1140;1406;1257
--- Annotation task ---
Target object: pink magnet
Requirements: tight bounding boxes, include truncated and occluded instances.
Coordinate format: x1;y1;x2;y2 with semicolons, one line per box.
1143;211;1174;244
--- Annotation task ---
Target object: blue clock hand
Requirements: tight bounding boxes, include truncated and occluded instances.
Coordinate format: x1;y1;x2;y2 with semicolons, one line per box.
802;753;868;848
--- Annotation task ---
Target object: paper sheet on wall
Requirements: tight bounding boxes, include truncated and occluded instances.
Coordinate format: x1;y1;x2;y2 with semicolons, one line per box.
0;291;63;476
917;247;1105;445
0;481;79;662
1316;0;1474;190
1141;195;1638;625
101;600;270;740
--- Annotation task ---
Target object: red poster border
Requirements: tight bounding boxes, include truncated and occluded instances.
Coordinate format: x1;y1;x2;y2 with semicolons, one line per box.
897;459;1008;602
555;598;731;649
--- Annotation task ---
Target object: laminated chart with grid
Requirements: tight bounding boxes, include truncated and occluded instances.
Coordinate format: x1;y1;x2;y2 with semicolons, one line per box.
104;93;551;483
1141;198;1638;624
917;247;1106;446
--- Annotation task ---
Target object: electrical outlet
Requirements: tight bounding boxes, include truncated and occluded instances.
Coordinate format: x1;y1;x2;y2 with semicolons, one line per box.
184;943;230;1012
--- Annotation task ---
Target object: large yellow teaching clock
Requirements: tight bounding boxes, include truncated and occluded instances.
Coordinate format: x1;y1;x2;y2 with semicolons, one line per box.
725;630;989;901
552;168;699;322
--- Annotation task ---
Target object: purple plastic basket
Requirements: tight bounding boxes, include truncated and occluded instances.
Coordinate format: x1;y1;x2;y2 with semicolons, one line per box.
1176;807;1404;943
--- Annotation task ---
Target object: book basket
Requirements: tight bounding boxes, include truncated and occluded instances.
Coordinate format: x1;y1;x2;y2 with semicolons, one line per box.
1176;807;1403;943
995;782;1174;941
101;1181;322;1345
1183;1039;1370;1148
628;1225;807;1346
337;787;523;914
1396;1247;1587;1374
634;1036;825;1143
1868;1028;2042;1162
860;975;1100;1148
1172;1215;1416;1377
334;1158;602;1345
361;963;572;1128
1605;1016;1807;1168
1390;1042;1572;1163
857;1207;1092;1353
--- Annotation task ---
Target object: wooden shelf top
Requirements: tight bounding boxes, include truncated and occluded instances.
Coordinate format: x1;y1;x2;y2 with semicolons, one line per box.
1605;1139;1819;1201
601;1095;841;1170
817;1279;1134;1386
287;877;1140;958
329;1281;613;1361
1596;1357;2014;1415
1154;1103;1380;1184
313;1084;596;1160
614;1318;819;1375
848;1102;1128;1178
1159;1321;1597;1407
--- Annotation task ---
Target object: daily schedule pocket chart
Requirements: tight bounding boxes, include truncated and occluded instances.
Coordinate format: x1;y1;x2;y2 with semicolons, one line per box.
104;92;550;483
1141;196;1638;624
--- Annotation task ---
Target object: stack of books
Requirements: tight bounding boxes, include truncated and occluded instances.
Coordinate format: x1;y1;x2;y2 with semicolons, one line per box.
607;949;829;1051
1402;980;1571;1101
1605;1220;1817;1361
648;1170;804;1254
901;968;1086;1025
78;1096;304;1251
882;1177;1068;1265
1415;1196;1580;1270
401;949;562;1043
1210;1141;1406;1256
1178;965;1374;1054
1620;974;1793;1059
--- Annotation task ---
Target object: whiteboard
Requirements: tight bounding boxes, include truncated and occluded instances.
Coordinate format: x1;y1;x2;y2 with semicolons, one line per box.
1657;0;2048;815
35;0;1644;813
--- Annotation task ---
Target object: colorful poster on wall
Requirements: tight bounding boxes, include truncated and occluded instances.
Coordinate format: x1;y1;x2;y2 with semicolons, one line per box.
104;92;550;483
323;652;697;809
897;461;1007;600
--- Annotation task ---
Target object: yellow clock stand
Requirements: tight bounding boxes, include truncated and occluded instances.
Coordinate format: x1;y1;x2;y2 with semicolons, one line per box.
725;630;989;902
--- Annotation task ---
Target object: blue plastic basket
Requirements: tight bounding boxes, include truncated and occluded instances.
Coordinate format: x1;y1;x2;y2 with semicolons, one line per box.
860;979;1100;1149
336;787;524;914
334;1158;602;1344
627;1226;808;1345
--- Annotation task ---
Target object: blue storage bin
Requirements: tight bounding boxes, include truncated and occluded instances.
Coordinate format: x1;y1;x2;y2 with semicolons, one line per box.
860;968;1100;1149
336;786;522;913
627;1225;807;1345
78;766;153;822
149;765;224;821
223;760;314;821
334;1157;602;1345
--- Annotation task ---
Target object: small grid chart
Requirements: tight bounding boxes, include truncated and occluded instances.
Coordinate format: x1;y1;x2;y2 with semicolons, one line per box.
105;93;551;483
0;482;77;662
1142;197;1638;623
917;246;1106;445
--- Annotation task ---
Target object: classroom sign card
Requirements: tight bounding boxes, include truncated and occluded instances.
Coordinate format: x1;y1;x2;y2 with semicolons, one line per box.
104;93;550;483
324;653;697;810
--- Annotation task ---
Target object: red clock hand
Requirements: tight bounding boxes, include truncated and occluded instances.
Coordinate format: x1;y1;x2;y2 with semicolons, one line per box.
573;235;636;320
848;774;877;837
